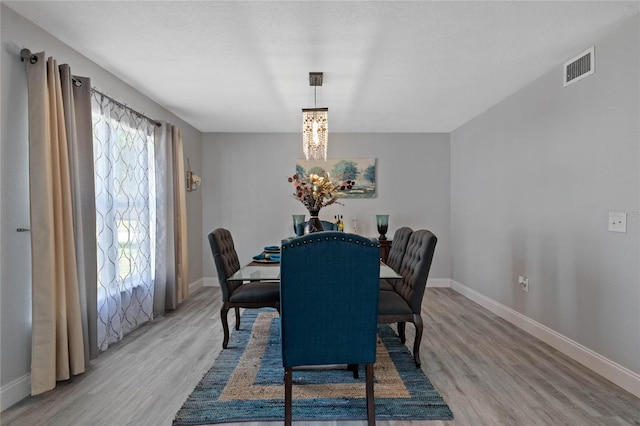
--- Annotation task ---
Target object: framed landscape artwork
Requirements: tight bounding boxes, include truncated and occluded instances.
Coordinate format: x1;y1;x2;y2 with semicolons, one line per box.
296;158;377;198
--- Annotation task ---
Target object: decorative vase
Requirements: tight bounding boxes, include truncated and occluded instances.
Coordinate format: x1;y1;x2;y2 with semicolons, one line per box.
376;214;389;240
304;210;324;234
292;214;306;237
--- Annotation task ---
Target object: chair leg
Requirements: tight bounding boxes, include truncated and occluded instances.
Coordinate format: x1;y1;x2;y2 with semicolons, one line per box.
284;368;293;426
234;307;241;330
412;314;423;368
397;322;406;344
221;305;230;349
365;363;375;426
347;363;359;379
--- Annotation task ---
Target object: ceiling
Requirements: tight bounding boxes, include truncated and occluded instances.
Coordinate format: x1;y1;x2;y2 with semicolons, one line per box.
5;1;639;133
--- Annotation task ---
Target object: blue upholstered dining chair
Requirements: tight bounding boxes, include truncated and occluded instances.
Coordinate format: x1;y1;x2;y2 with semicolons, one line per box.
279;232;380;426
208;228;280;349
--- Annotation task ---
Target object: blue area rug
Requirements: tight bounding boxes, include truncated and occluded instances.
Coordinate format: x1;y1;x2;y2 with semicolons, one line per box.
173;309;453;424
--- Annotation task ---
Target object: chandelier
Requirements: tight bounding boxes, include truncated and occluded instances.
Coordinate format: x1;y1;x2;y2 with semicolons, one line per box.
302;72;328;161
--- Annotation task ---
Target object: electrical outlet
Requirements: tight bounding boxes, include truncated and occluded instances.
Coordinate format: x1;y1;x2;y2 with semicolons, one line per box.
608;211;627;233
518;275;529;293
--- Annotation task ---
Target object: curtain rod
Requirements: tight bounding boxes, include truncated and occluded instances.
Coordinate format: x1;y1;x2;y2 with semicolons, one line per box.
91;88;162;127
20;47;162;127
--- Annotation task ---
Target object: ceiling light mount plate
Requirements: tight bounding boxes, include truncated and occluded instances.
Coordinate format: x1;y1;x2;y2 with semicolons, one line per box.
309;72;323;86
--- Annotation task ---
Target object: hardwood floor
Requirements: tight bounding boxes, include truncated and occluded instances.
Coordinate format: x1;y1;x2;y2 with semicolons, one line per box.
2;287;638;426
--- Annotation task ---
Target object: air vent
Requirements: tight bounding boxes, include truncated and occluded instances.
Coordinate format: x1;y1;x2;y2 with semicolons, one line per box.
563;46;595;87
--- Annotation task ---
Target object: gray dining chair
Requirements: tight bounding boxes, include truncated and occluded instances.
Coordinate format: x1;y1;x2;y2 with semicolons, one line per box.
380;227;413;292
378;229;437;367
207;228;280;349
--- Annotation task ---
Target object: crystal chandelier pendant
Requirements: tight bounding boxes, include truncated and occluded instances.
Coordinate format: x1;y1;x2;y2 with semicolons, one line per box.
302;72;328;161
302;108;328;160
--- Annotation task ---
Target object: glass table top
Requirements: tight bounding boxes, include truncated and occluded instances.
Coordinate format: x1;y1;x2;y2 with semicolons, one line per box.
227;262;401;282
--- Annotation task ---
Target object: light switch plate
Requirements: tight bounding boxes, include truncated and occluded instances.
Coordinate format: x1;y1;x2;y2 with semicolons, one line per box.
608;211;627;233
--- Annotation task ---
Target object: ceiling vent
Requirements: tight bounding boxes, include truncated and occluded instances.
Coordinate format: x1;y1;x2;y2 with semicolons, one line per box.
563;46;595;87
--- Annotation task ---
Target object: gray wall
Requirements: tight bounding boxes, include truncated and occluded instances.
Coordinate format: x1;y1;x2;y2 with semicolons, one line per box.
1;4;203;402
202;132;451;281
450;15;639;373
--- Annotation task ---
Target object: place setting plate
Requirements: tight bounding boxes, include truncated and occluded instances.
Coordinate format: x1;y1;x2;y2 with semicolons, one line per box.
253;251;280;263
252;258;279;264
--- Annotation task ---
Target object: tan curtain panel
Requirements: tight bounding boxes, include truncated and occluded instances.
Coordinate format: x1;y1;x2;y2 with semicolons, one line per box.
154;123;189;312
59;69;98;362
174;126;189;304
25;53;91;395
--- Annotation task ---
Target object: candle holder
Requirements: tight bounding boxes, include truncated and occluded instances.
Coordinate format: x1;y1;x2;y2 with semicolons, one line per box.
376;214;389;240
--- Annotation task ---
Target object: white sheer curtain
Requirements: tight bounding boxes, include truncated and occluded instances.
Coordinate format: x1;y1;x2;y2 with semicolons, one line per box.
91;92;156;351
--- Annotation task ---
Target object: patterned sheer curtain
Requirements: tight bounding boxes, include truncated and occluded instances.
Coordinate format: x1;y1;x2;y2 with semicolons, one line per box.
91;92;156;351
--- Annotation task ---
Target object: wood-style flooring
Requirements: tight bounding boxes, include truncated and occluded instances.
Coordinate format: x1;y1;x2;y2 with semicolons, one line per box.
1;287;638;426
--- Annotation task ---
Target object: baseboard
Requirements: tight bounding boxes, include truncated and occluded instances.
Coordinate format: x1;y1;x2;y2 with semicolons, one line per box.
427;278;451;288
450;280;640;398
203;277;219;287
189;277;205;294
1;373;30;412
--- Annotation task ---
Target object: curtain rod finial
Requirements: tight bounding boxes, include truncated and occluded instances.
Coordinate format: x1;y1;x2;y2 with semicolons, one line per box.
20;48;37;64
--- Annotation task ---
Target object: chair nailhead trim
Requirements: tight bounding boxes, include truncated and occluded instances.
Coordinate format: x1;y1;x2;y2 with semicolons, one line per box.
284;234;381;248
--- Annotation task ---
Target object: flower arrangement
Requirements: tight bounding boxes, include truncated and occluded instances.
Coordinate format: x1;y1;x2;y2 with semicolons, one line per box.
288;173;353;212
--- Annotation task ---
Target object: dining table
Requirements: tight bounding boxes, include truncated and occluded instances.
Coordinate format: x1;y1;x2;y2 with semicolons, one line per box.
227;261;402;282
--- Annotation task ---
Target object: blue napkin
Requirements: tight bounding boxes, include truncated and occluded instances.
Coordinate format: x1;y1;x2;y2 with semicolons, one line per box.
264;245;280;252
253;253;280;261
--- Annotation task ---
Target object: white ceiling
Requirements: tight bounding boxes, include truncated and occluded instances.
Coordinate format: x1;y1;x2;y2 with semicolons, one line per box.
5;1;639;133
